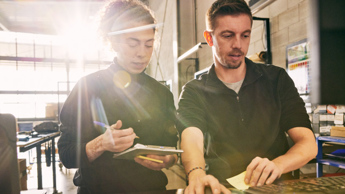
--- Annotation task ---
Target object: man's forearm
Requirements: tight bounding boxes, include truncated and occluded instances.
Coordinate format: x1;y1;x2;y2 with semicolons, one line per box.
273;127;317;173
181;127;207;178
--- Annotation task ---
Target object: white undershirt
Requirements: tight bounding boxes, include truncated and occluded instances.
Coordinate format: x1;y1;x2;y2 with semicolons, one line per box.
222;79;244;94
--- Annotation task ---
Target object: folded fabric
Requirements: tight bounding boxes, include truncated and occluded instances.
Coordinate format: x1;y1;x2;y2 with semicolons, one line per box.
331;149;345;156
17;135;30;141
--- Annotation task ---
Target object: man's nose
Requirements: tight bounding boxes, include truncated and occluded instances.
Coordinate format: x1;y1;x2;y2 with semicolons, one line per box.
232;36;242;49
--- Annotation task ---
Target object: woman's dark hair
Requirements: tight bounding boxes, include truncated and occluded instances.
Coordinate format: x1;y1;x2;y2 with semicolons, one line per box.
206;0;252;31
98;0;156;42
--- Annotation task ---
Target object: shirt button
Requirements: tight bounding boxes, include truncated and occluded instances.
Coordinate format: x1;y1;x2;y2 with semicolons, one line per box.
242;119;244;121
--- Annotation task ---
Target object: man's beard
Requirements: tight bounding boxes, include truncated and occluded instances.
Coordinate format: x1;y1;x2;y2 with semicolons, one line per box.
222;60;242;69
220;49;244;69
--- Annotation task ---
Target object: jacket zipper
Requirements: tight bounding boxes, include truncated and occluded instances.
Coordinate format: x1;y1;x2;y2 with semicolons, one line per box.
236;95;245;122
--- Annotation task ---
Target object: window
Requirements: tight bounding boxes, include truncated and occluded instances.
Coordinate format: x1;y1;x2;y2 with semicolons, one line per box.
0;32;112;120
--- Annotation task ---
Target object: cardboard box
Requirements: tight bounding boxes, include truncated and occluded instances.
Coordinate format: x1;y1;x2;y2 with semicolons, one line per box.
17;158;27;190
330;126;345;138
45;103;58;119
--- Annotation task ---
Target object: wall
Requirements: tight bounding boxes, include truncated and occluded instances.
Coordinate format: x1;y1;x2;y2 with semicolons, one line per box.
177;0;198;94
147;0;311;104
194;0;311;70
147;0;179;105
249;0;310;68
195;0;214;69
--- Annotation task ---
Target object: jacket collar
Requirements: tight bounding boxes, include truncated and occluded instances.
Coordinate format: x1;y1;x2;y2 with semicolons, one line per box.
108;58;147;83
204;58;263;90
108;58;145;74
242;58;264;87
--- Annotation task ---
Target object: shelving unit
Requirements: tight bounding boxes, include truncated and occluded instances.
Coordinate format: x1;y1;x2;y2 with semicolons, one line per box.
316;136;345;177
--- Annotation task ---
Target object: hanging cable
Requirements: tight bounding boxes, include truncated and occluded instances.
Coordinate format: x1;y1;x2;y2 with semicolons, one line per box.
185;64;194;81
262;22;267;50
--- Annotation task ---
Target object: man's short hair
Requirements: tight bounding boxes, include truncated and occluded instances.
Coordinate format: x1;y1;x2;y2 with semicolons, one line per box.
206;0;253;31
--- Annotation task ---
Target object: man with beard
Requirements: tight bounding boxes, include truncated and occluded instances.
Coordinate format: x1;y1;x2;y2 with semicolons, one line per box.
177;0;317;193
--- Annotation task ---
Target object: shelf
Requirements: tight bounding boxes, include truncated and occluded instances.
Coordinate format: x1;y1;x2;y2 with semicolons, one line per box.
318;136;345;143
316;136;345;177
317;159;345;169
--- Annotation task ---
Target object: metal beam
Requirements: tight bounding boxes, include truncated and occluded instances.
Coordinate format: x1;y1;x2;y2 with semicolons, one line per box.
0;55;111;65
177;42;207;63
0;10;10;31
0;90;69;95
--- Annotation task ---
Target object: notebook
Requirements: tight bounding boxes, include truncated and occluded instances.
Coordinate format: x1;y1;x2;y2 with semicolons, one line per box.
113;143;183;160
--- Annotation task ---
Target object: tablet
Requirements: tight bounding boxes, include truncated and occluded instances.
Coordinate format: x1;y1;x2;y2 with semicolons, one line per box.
113;143;183;160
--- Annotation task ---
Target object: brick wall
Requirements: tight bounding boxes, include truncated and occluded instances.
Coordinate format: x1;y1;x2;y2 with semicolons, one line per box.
147;0;311;100
249;0;310;68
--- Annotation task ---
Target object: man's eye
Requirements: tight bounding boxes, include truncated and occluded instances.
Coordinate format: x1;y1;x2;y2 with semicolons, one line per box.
222;34;233;38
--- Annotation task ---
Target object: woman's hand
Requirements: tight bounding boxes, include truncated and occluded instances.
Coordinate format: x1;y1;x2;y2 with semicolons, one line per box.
134;154;177;171
86;120;136;162
102;120;137;152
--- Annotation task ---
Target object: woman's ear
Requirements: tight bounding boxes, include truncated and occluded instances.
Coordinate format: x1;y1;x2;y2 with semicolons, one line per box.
108;36;119;52
111;44;119;53
203;31;213;46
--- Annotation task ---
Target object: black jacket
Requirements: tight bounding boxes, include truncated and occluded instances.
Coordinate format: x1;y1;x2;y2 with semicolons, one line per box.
58;62;178;193
177;58;312;184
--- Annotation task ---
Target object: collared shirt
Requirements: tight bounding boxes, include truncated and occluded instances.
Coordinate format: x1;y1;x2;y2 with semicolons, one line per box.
177;58;312;183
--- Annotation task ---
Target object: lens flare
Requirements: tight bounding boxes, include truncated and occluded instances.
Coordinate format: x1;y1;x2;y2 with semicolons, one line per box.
113;70;131;89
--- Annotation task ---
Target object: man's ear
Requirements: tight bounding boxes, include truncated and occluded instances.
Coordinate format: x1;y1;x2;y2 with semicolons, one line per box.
203;31;213;46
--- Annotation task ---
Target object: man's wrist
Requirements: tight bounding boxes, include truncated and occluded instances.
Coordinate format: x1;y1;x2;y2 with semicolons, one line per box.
187;166;206;180
272;158;286;175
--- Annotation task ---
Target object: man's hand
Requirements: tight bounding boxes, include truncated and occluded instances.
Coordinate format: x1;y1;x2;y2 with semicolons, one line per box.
245;157;282;186
134;154;177;171
101;120;137;153
184;171;231;194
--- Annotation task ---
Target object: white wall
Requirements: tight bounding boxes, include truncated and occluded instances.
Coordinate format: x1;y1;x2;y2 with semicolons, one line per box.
147;0;179;105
